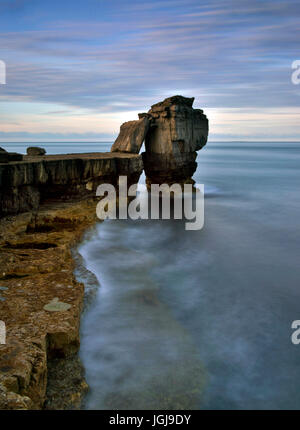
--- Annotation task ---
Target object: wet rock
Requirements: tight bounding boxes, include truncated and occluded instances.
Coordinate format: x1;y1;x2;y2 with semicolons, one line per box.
26;147;46;156
44;354;88;410
0;147;6;152
111;117;150;153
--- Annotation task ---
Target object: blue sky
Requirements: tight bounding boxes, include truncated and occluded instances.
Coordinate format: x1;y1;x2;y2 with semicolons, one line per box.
0;0;299;142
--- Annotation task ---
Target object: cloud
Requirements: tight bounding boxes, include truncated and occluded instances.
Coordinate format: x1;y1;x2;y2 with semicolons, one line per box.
0;0;299;139
0;131;113;142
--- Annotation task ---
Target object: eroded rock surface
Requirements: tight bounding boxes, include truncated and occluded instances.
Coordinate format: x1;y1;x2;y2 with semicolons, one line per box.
0;152;143;217
27;147;46;156
109;95;209;188
0;200;97;409
142;95;208;188
0;152;23;163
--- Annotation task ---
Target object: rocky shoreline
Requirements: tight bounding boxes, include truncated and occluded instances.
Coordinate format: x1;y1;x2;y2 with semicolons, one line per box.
0;198;100;409
0;95;209;409
0;151;143;409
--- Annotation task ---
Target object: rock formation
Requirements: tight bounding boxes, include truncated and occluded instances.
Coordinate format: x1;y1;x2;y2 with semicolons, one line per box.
0;152;23;163
110;117;150;153
0;200;97;409
0;152;143;217
27;146;46;156
143;96;208;188
110;95;209;188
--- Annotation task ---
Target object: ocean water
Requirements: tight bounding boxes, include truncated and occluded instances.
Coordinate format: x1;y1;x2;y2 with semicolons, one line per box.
3;141;300;409
77;141;300;410
0;142;111;155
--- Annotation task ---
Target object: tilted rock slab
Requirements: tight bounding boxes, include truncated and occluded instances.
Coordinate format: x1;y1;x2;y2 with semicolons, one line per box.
111;117;150;153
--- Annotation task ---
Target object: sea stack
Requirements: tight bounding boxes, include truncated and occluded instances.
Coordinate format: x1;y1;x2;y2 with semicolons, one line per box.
111;95;209;189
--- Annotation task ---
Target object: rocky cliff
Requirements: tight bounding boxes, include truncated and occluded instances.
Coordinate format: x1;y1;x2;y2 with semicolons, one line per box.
0;152;143;217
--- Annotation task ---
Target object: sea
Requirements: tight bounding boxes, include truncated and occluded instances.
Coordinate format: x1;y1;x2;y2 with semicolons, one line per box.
3;141;300;409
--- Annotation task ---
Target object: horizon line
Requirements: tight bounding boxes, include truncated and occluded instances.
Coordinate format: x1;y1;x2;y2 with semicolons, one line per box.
1;140;300;144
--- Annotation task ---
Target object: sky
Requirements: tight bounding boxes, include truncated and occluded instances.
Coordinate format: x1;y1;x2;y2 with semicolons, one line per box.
0;0;299;142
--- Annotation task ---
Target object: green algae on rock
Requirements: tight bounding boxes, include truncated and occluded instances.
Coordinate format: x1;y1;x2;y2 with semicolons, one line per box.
43;297;72;312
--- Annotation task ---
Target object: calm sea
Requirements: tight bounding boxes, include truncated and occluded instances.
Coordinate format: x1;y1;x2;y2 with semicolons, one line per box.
3;141;300;409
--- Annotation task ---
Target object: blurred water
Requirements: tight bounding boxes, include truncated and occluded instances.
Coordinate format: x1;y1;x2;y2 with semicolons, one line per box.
76;141;300;410
5;141;300;409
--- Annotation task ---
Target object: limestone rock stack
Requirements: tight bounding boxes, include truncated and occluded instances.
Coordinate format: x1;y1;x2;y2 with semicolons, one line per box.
142;95;208;188
111;95;209;188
